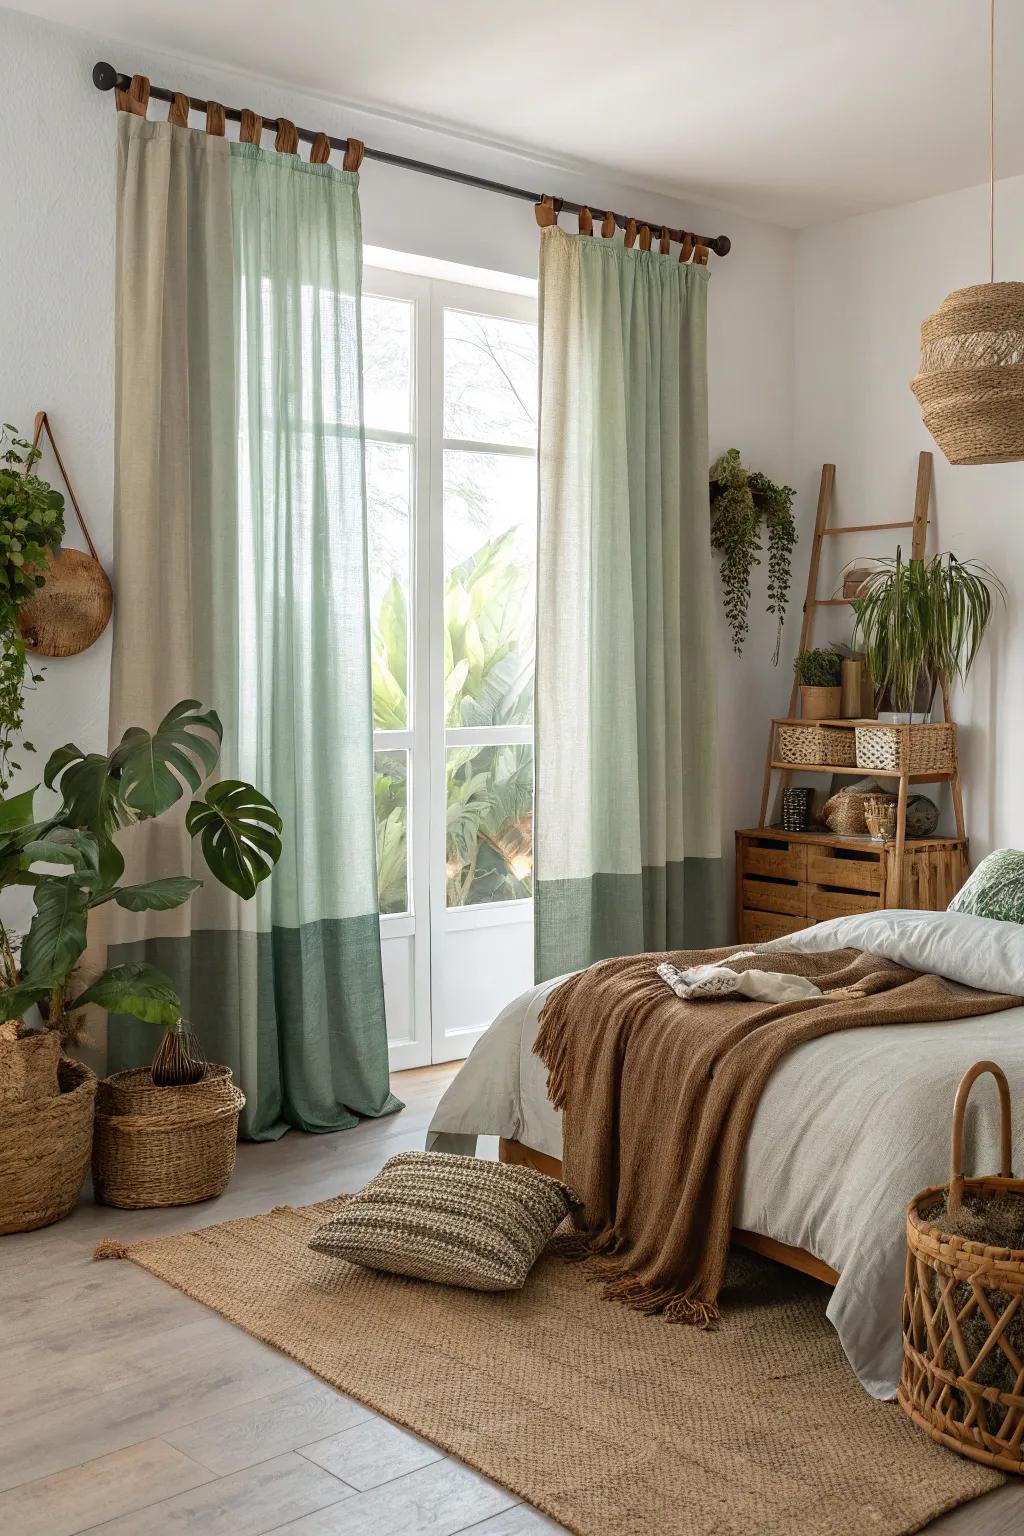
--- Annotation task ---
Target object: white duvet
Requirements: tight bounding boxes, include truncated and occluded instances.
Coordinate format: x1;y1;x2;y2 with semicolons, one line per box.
426;909;1024;1399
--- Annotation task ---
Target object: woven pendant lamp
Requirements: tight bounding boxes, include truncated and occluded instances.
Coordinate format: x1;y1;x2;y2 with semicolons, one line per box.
911;0;1024;464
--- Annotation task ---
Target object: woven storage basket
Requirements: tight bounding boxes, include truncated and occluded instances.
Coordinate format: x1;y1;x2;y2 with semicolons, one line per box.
92;1064;245;1209
0;1055;96;1234
822;788;895;837
0;1025;61;1104
900;1061;1024;1475
911;283;1024;465
855;724;954;775
776;724;856;768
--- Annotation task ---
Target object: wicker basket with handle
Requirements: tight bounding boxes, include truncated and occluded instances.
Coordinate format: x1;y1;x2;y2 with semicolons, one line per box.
92;1064;245;1209
899;1061;1024;1474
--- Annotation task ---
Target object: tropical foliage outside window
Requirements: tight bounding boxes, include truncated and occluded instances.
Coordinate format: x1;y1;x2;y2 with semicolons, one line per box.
363;288;537;914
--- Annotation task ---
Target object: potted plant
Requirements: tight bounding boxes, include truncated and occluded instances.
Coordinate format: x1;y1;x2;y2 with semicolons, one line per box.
794;647;842;719
0;698;282;1232
0;424;66;793
709;448;797;661
851;551;1002;719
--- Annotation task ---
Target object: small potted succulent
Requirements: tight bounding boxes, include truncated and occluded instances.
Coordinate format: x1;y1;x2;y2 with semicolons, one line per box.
794;647;842;720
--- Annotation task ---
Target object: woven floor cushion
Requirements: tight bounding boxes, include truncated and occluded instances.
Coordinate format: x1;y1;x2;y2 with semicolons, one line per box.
948;847;1024;923
309;1150;579;1292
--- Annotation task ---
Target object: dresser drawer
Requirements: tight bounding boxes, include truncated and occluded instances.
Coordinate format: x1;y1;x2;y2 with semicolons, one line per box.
806;846;882;894
740;908;812;943
740;837;807;882
806;886;883;922
741;876;806;917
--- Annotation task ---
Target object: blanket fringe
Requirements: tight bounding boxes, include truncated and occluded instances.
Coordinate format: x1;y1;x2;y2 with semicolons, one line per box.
550;1231;721;1326
93;1238;130;1261
533;987;574;1111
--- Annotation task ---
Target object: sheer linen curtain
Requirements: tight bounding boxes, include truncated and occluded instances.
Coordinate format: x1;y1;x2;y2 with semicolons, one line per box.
535;226;723;981
109;113;400;1138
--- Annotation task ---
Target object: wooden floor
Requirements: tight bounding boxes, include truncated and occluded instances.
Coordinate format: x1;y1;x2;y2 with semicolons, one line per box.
2;1063;1022;1536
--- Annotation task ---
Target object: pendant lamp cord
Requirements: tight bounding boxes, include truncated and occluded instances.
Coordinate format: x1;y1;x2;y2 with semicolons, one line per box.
990;0;995;284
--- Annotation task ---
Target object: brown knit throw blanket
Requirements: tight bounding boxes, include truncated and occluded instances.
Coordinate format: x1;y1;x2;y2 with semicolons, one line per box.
534;945;1021;1327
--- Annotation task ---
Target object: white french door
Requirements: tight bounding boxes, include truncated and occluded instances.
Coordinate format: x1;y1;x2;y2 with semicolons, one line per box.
362;265;538;1067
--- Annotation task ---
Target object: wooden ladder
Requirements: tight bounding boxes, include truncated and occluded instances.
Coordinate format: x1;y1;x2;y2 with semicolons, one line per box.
785;452;933;719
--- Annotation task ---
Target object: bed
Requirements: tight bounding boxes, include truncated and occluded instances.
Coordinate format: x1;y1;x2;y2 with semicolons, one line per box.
426;907;1024;1400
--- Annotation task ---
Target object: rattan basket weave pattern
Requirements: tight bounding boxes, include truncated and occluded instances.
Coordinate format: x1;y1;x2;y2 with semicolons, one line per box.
855;724;955;776
776;724;856;768
900;1061;1024;1475
0;1056;96;1234
92;1064;245;1209
911;282;1024;466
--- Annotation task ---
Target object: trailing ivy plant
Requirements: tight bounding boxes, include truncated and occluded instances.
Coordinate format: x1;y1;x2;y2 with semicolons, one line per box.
0;425;65;792
710;449;797;661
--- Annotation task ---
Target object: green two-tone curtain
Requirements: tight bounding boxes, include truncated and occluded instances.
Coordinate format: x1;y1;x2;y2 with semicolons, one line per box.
109;99;400;1138
534;226;723;981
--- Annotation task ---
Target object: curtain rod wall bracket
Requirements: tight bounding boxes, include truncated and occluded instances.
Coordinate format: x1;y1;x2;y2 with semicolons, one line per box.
90;62;732;259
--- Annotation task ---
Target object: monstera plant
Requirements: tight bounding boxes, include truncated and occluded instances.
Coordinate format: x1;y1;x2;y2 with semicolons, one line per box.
0;699;282;1041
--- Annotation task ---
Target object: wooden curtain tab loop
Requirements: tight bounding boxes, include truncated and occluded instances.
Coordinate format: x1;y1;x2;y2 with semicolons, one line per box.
638;224;653;252
535;195;558;229
693;243;710;265
310;132;331;165
275;117;298;154
659;227;671;255
578;207;593;236
206;101;226;137
239;109;263;145
115;74;150;116
168;91;190;128
601;210;616;239
624;218;638;248
679;233;694;263
343;138;365;171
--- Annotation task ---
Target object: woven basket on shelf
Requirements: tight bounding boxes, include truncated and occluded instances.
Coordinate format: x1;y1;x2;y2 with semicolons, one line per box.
776;724;856;768
855;724;955;776
92;1064;245;1209
911;283;1024;466
0;1056;97;1234
822;788;896;837
900;1061;1024;1475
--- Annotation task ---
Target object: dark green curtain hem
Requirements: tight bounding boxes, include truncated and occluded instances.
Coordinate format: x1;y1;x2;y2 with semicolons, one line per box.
107;917;403;1141
534;858;724;982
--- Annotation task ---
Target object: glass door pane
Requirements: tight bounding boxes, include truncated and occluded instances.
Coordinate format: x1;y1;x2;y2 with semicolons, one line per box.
431;283;538;1065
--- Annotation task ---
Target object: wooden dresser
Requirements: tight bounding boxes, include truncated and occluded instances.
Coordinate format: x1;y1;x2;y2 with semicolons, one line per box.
735;827;969;944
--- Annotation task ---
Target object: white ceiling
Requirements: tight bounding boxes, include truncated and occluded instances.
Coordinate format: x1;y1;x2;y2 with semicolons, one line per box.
11;0;1019;227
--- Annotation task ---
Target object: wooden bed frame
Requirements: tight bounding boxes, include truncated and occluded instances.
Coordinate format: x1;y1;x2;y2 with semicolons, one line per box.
498;1136;840;1288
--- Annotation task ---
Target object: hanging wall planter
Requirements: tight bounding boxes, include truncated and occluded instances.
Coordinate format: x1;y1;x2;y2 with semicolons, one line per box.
709;448;796;660
911;0;1024;464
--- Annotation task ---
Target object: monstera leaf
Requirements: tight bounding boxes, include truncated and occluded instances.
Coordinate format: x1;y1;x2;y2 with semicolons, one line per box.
20;876;90;983
0;785;38;832
186;780;283;900
112;876;202;913
45;700;224;835
109;699;223;818
0;977;53;1022
71;962;182;1026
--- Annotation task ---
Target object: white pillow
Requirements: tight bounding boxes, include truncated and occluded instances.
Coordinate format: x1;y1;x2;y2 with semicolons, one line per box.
759;908;1024;996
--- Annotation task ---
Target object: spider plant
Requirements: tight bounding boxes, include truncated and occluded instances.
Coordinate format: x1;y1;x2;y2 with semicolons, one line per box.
851;551;1002;717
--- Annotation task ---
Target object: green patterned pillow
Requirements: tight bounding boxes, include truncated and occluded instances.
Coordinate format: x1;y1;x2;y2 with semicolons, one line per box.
949;849;1024;923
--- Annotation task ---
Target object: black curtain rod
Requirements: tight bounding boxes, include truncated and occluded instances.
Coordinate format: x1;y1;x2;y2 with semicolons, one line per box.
92;62;731;258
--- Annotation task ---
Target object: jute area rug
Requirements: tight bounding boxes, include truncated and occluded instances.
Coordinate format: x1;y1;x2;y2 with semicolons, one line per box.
96;1198;1001;1536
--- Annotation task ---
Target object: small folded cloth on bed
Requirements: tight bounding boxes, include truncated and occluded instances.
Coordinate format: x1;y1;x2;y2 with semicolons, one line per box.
656;958;823;1003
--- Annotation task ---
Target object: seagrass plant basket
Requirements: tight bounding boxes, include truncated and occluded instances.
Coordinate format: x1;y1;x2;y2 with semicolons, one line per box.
92;1064;245;1209
899;1060;1024;1474
0;1055;97;1234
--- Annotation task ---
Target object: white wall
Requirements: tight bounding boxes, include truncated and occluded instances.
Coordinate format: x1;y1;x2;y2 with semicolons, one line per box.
0;5;796;927
795;177;1024;859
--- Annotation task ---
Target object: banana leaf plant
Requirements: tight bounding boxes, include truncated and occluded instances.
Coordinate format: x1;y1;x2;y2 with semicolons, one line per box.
0;699;282;1034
